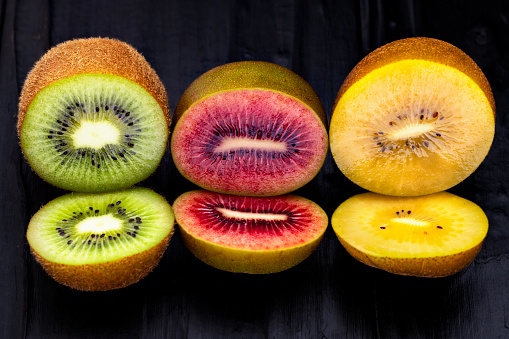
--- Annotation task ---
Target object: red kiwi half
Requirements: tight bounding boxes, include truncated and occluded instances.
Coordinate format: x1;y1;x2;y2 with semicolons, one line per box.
173;190;328;274
171;61;328;196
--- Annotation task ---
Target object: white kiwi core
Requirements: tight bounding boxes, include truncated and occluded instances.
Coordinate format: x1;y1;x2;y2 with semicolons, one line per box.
214;137;288;153
216;207;288;221
387;123;435;141
390;217;430;227
76;214;123;233
72;120;120;148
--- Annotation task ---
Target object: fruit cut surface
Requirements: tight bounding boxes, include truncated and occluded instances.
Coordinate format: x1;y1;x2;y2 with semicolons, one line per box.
171;61;328;196
331;192;489;277
26;187;175;290
21;73;169;192
173;190;328;273
330;37;495;196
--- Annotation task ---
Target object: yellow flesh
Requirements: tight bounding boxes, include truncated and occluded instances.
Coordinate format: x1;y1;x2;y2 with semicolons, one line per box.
330;60;495;196
331;192;488;258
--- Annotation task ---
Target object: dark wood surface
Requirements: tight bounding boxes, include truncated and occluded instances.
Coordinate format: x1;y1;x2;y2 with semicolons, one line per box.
2;0;508;338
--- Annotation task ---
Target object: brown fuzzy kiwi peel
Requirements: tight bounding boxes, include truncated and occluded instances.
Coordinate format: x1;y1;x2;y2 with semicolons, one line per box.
173;61;327;126
18;37;171;135
333;37;495;116
30;233;172;291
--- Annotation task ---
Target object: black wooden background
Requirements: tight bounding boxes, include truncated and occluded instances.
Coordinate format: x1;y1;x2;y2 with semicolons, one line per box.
1;0;508;338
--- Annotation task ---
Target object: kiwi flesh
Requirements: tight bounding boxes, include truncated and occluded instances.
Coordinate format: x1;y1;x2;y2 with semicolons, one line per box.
26;187;175;291
18;38;170;192
330;37;495;196
172;190;328;274
171;61;328;196
331;191;489;277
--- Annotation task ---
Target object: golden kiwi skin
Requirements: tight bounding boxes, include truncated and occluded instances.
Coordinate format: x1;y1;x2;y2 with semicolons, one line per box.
333;37;495;116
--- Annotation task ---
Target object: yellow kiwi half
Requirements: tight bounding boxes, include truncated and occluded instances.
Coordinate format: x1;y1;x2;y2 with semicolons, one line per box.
331;192;489;277
330;37;495;196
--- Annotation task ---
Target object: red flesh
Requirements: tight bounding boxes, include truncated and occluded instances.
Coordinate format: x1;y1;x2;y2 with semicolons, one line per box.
173;190;328;250
171;89;328;196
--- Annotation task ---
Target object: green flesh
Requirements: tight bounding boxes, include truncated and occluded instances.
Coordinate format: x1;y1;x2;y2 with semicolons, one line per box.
20;73;168;192
26;187;174;265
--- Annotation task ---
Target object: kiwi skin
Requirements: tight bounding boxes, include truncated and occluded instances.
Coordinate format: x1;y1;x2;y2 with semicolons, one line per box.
338;238;484;278
30;233;172;291
173;60;327;126
332;37;495;116
17;37;171;135
179;226;325;274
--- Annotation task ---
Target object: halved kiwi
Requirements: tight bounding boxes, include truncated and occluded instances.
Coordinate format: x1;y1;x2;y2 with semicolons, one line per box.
26;187;174;291
329;37;495;196
18;38;170;192
331;192;489;277
171;61;328;196
172;190;328;274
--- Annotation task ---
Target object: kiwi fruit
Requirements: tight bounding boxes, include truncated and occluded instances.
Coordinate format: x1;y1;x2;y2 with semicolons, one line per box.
171;61;328;196
18;37;170;192
172;190;328;274
26;187;175;291
331;191;489;277
329;37;495;196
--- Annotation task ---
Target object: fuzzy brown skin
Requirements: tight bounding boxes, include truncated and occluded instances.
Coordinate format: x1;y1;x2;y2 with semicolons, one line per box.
173;61;327;126
31;232;173;291
332;37;495;117
338;238;484;278
17;37;170;135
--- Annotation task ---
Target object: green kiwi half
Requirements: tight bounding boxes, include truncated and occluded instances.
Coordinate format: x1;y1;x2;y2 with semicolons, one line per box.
20;73;168;192
26;187;174;291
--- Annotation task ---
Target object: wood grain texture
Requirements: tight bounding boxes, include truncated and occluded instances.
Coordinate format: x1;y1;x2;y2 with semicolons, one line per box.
2;0;508;338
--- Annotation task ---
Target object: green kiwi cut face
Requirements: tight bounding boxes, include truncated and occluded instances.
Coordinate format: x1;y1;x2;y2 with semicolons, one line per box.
20;73;169;192
26;187;175;265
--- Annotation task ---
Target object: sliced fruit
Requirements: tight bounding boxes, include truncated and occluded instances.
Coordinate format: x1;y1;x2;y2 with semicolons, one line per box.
26;187;175;291
172;190;328;274
330;37;495;196
18;38;170;192
331;192;489;277
171;61;328;196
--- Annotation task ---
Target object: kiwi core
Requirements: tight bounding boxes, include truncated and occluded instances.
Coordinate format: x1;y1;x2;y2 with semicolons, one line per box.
215;137;287;153
216;207;288;221
387;123;435;141
72;121;120;148
76;214;122;233
390;217;429;227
